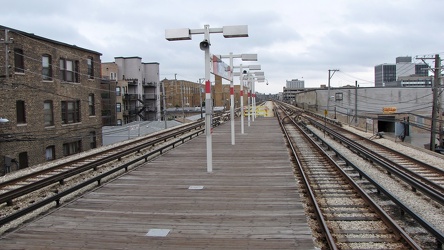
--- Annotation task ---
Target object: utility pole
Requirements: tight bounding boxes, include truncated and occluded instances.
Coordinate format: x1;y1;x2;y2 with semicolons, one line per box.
181;80;185;123
437;56;443;149
417;54;442;152
355;80;358;125
327;69;339;118
1;29;13;80
161;80;167;129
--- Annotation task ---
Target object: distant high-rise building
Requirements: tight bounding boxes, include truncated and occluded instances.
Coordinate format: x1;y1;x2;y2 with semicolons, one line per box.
374;64;396;87
374;56;429;87
415;64;429;76
286;79;305;89
283;79;305;102
396;56;412;63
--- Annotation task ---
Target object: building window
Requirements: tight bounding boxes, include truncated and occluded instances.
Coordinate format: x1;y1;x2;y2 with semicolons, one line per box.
59;58;79;82
16;100;26;124
117;119;122;126
18;152;29;169
63;141;81;156
42;54;52;80
416;116;424;125
110;72;117;80
87;57;94;79
101;92;110;99
116;103;121;112
61;100;81;124
45;146;55;161
335;92;343;101
14;48;25;73
89;131;97;149
88;94;95;116
116;87;121;96
44;100;54;126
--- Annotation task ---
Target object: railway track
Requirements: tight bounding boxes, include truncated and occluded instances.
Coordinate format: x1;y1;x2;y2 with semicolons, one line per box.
0;113;233;230
275;103;419;249
0;121;205;206
276;101;444;249
306;115;444;206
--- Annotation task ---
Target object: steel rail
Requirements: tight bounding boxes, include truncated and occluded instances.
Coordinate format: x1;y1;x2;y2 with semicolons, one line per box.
297;112;444;248
274;102;421;249
308;117;444;206
0;123;206;206
275;107;338;250
0;127;207;227
0;121;204;189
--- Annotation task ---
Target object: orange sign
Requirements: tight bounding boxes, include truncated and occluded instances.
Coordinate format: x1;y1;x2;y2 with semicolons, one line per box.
382;107;397;114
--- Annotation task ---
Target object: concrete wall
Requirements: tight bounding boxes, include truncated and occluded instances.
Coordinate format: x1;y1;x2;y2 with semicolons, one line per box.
294;86;442;148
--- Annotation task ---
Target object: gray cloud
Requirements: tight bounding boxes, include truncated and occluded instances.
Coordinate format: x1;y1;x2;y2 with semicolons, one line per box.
1;0;443;93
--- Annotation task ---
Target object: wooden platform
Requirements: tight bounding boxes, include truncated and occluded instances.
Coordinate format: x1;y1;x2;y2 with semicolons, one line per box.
1;117;316;249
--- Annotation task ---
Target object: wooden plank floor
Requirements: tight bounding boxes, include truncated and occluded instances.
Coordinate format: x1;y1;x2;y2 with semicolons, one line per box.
0;117;316;249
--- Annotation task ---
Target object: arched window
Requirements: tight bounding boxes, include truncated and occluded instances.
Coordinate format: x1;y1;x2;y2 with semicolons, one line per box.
45;146;55;161
89;131;97;149
14;48;24;73
60;58;79;83
42;54;52;80
88;93;95;116
87;57;94;79
16;100;26;124
61;100;81;124
44;100;54;126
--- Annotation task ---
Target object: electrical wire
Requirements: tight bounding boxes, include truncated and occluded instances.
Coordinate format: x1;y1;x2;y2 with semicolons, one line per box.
336;71;375;85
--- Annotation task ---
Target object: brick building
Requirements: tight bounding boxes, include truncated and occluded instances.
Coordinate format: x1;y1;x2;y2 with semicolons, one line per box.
100;63;118;126
161;78;204;109
0;25;102;174
160;76;246;115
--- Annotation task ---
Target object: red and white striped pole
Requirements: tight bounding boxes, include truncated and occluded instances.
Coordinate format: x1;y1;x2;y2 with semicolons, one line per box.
229;53;235;145
247;74;251;127
239;64;245;134
252;92;256;122
203;25;212;173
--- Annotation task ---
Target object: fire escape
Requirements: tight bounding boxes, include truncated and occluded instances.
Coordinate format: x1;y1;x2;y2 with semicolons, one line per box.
122;79;157;122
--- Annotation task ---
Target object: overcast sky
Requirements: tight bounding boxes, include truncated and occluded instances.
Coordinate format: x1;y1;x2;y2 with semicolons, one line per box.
2;0;443;94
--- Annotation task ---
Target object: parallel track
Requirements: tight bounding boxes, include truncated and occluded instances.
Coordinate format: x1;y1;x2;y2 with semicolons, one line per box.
0;121;206;206
307;116;444;206
275;103;419;249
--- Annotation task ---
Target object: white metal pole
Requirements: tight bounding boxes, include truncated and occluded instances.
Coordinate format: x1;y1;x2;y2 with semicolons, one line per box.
229;53;235;145
247;73;251;127
252;78;255;122
181;80;185;123
162;81;167;129
199;79;203;119
254;81;257;119
166;24;249;173
240;64;245;134
203;25;212;173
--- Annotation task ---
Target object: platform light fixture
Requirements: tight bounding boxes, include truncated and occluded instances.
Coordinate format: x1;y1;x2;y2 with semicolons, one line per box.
250;72;265;122
215;53;258;146
165;24;249;173
233;65;261;133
